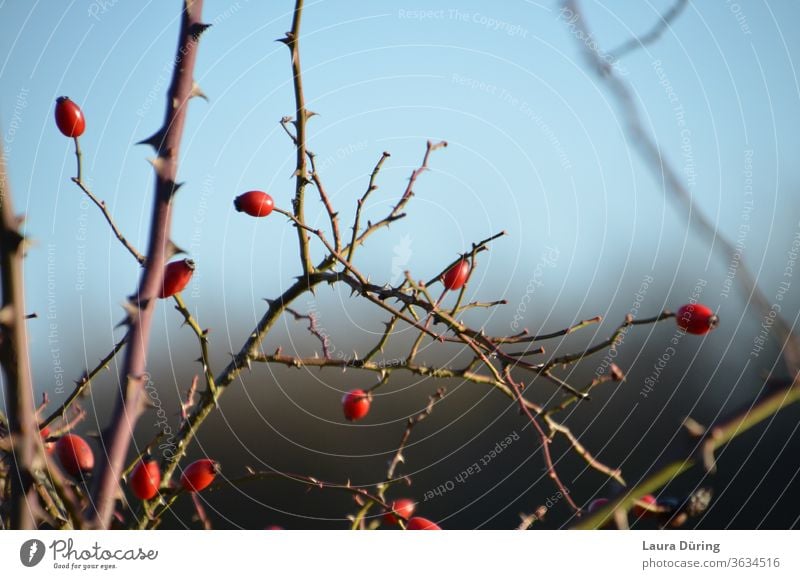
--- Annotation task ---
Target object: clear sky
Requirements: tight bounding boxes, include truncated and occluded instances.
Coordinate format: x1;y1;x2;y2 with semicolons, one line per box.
1;0;798;409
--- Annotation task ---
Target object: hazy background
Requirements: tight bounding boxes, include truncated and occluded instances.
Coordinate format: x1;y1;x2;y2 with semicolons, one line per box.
1;0;798;528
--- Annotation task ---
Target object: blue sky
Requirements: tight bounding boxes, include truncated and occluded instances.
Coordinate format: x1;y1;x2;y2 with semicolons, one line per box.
1;0;798;405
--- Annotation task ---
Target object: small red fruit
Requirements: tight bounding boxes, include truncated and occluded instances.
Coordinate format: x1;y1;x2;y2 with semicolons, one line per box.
587;497;609;513
264;525;284;530
180;458;218;492
406;517;441;530
676;303;718;335
442;259;470;291
54;97;86;137
158;258;195;299
633;494;658;518
55;434;94;476
40;426;55;454
342;389;370;421
383;498;416;525
130;459;161;500
234;190;274;217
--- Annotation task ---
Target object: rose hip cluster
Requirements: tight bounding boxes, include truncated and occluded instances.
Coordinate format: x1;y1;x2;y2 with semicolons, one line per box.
51;98;719;529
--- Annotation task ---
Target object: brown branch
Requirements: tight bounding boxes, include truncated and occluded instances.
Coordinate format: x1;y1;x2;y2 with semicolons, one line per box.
70;177;145;265
505;368;581;513
384;387;447;489
88;0;208;528
40;335;128;431
0;138;39;529
307;151;342;252
346;151;391;263
544;415;626;486
286;307;331;358
281;0;313;276
609;0;689;60
351;141;447;255
545;311;674;368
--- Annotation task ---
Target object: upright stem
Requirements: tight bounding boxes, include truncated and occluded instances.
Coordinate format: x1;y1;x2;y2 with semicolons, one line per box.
286;0;313;276
0;139;38;529
88;0;207;528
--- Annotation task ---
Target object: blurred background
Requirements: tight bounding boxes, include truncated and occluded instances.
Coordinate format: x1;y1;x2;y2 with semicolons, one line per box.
1;0;798;529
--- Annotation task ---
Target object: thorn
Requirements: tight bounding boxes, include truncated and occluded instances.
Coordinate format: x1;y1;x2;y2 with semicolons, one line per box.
146;157;167;173
306;110;319;119
190;82;208;101
166;239;187;258
189;22;212;40
136;130;164;151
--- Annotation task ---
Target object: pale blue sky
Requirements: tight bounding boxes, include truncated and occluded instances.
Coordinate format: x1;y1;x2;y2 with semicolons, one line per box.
0;0;798;404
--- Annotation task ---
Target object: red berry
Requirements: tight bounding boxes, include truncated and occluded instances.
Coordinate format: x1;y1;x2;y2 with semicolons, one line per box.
55;434;94;476
130;459;161;500
676;303;718;335
54;97;86;137
264;525;284;530
342;389;370;421
158;258;195;299
406;517;441;530
180;458;218;492
234;190;274;217
442;259;470;291
383;498;416;525
633;494;658;518
587;497;609;513
40;426;55;454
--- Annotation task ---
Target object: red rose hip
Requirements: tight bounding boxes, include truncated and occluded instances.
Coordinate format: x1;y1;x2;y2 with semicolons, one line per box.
676;303;718;335
442;259;470;291
130;459;162;500
158;258;195;299
633;494;658;518
383;498;416;525
342;389;370;421
54;97;86;137
406;517;441;530
180;458;219;492
234;190;274;217
587;497;610;513
56;434;94;476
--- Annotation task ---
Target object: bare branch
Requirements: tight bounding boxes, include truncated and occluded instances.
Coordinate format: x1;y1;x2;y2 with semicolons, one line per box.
88;0;209;528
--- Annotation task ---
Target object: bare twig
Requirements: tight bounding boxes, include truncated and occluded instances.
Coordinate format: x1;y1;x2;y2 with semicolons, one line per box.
505;368;581;513
286;307;331;358
280;0;313;276
575;379;800;529
609;0;689;60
